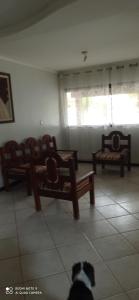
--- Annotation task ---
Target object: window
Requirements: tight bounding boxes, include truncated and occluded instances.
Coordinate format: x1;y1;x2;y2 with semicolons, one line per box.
66;91;139;126
112;94;139;125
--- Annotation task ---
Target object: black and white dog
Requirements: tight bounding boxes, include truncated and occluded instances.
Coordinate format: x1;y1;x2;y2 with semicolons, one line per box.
68;262;95;300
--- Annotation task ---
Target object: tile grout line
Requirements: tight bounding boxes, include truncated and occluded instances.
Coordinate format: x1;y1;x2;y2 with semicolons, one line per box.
82;232;133;299
42;210;71;283
14;193;26;300
83;202;139;298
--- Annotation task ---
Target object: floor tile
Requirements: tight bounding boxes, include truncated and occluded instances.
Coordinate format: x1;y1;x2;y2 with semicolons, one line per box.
93;262;123;299
19;232;55;255
0;191;14;203
42;198;68;215
133;213;139;220
0;211;15;225
24;272;70;300
58;241;101;270
93;234;136;261
0;202;14;214
95;196;116;207
97;204;129;218
77;208;105;222
0;286;25;299
45;212;72;225
0;164;139;300
127;288;139;299
103;294;129;300
107;254;139;290
50;227;86;246
17;217;48;237
80;219;118;239
112;192;139;204
120;201;139;214
15;208;43;223
13;195;34;210
123;230;139;251
0;237;19;259
21;249;64;280
108;215;139;232
0;223;17;239
0;257;22;287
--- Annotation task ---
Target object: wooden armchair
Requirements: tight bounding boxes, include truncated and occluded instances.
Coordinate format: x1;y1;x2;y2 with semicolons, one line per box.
32;152;95;219
22;136;47;175
92;131;131;177
22;137;42;164
40;134;78;170
0;140;31;194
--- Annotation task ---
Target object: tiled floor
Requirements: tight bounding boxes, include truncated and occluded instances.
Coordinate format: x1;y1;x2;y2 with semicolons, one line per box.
0;164;139;299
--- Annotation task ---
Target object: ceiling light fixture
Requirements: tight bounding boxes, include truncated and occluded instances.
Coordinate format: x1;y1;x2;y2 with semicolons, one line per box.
81;50;88;62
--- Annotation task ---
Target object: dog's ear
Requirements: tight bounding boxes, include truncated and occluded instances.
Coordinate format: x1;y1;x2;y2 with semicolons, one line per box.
84;262;95;287
72;262;81;282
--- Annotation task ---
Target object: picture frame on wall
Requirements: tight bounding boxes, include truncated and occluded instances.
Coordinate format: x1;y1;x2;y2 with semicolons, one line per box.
0;72;15;123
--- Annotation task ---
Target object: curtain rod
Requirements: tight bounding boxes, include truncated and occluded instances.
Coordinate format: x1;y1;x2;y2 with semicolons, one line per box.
58;60;139;78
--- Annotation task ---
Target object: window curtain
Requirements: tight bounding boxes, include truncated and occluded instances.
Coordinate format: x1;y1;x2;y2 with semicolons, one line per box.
111;62;139;94
58;60;139;159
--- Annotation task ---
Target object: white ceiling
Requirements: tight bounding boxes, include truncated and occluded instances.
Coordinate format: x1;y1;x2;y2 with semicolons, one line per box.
0;0;139;72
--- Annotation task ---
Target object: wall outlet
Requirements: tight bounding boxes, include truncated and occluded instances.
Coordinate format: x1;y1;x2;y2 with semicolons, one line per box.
40;120;44;126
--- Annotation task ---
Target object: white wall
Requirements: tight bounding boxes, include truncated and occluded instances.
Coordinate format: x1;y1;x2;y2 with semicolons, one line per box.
0;59;61;187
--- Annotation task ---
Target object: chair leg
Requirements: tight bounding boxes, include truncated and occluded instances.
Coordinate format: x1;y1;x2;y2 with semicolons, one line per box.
101;162;105;169
31;171;41;211
89;175;95;205
74;151;78;170
72;197;79;220
92;154;97;174
26;171;32;196
128;164;131;171
3;172;10;191
127;159;131;171
120;162;124;177
34;190;41;211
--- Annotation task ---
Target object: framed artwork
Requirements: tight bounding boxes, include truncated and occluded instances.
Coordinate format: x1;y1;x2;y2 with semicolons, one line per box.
0;72;15;123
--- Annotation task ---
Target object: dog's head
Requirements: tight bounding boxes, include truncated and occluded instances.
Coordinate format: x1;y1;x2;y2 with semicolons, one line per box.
72;261;95;287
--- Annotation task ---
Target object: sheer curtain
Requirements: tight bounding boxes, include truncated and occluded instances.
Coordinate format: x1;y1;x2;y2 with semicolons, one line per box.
58;60;139;160
110;63;139;126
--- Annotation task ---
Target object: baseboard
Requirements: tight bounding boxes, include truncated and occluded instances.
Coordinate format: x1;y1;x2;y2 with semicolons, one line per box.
78;160;139;167
0;180;22;192
78;160;92;163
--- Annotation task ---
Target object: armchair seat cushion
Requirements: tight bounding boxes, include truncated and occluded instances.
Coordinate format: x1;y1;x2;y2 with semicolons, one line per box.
63;177;90;192
57;151;74;161
35;165;47;173
40;177;90;193
96;151;122;161
8;167;27;175
19;163;30;169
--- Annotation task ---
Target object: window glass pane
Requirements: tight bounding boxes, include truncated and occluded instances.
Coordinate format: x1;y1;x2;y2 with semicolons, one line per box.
66;91;139;126
112;93;139;125
80;96;110;125
66;92;110;126
67;92;77;126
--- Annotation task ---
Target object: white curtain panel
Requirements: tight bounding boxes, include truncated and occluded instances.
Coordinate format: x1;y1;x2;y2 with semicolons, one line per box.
58;60;139;162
